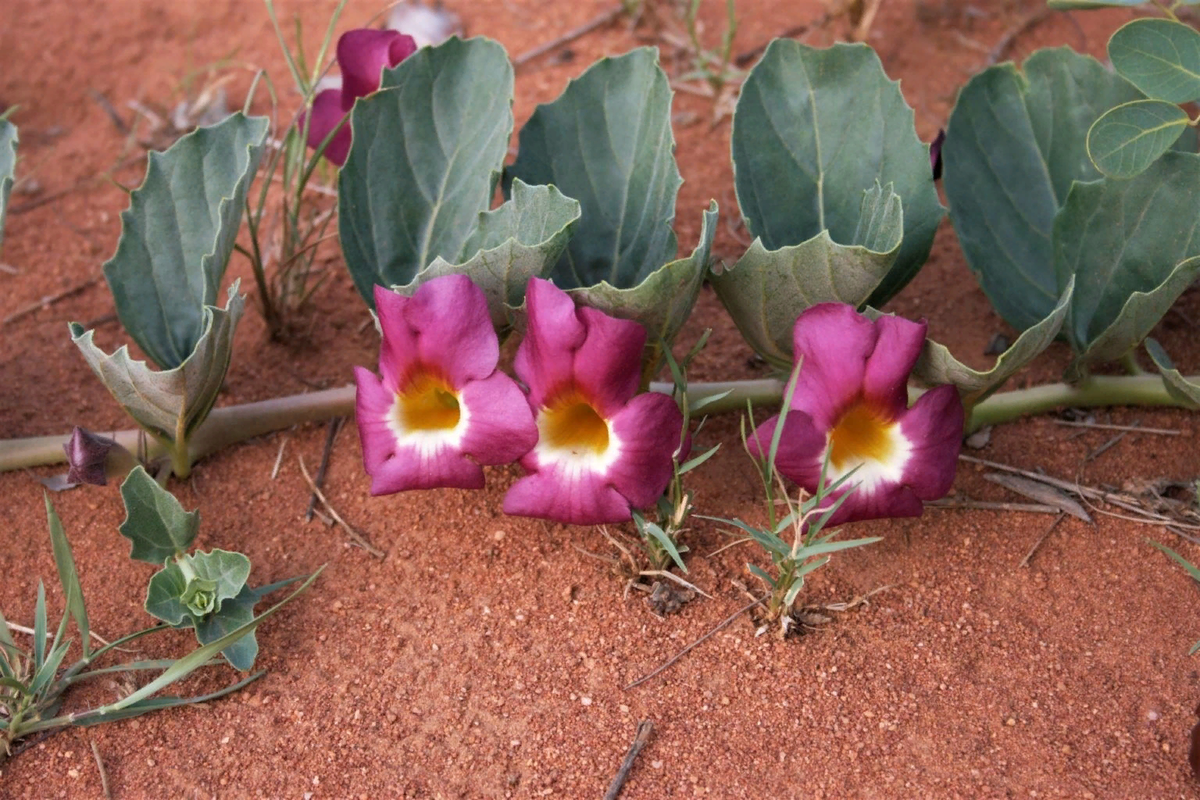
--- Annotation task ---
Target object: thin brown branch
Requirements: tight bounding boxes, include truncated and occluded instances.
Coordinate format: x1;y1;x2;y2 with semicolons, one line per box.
625;596;764;690
604;720;655;800
297;456;385;558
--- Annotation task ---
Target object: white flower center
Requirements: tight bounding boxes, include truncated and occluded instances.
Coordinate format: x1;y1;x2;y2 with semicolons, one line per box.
823;402;912;492
387;370;470;454
532;390;621;475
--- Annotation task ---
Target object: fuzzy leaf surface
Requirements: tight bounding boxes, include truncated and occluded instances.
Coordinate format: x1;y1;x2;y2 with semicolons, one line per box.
338;37;514;307
504;47;681;290
118;467;200;565
942;49;1148;331
70;288;244;446
193;585;259;671
713;184;902;369
731;40;942;306
103;113;266;370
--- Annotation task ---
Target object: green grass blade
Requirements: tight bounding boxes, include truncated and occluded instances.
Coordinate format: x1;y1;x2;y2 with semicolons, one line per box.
1149;539;1200;583
44;495;90;659
33;582;47;672
29;641;71;697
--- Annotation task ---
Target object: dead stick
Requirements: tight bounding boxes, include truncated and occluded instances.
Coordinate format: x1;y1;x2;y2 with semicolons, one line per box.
298;456;385;558
625;597;763;690
90;738;113;800
929;499;1063;515
306;416;343;521
1019;512;1066;568
604;720;655;800
514;5;625;67
1053;419;1179;436
3;275;102;325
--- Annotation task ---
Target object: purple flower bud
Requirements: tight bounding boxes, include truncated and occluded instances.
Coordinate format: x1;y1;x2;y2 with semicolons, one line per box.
63;427;131;486
930;129;946;181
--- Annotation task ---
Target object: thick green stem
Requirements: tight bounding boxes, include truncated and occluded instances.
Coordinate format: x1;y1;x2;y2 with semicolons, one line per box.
965;374;1191;433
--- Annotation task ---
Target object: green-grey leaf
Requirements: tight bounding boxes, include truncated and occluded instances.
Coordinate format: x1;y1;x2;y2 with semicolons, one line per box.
712;184;902;370
194;585;259;670
1087;99;1189;178
44;495;90;658
943;48;1149;331
70;286;244;447
0;120;16;255
145;562;190;626
504;47;681;290
181;549;252;613
1110;18;1200;103
103;113;267;370
338;37;514;307
1054;152;1200;373
897;276;1075;406
731;40;943;306
569;202;717;376
410;180;581;329
118;466;200;564
1146;339;1200;409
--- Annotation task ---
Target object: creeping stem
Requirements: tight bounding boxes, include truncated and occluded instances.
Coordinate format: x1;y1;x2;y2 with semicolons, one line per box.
0;376;1194;475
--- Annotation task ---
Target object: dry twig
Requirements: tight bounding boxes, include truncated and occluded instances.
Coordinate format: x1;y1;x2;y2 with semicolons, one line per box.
3;275;102;326
625;596;764;689
297;456;385;558
604;720;655;800
1019;512;1067;568
306;417;344;521
90;738;112;800
514;4;625;67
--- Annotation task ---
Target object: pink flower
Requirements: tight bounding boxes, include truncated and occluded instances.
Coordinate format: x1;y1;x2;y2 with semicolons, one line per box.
303;29;417;166
354;276;537;494
751;304;963;525
503;278;684;525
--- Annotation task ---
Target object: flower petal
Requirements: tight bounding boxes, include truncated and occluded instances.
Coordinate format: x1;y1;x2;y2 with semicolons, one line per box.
515;278;587;407
820;482;925;526
748;410;826;489
367;442;485;494
898;384;964;500
605;393;683;509
573;307;646;418
862;315;927;418
354;365;399;475
503;465;632;525
406;274;499;386
303;88;352;167
789;304;878;429
373;285;418;392
337;29;416;103
457;372;539;465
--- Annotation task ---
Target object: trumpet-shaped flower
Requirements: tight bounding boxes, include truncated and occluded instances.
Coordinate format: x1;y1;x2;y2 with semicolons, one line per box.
303;29;417;166
751;304;963;525
354;277;537;494
503;278;683;526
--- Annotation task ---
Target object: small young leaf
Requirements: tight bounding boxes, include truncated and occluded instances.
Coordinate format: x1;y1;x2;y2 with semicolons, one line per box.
193;585;259;671
145;562;191;626
746;563;775;589
103;113;267;370
118;467;200;564
635;512;688;573
1109;18;1200;104
181;550;252;614
782;578;806;610
1087;100;1189;179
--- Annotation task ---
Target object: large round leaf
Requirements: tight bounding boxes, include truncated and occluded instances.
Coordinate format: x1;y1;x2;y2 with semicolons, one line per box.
503;47;681;290
731;40;943;307
1109;18;1200;103
943;48;1147;332
1055;151;1200;374
1087;99;1190;178
338;37;514;307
